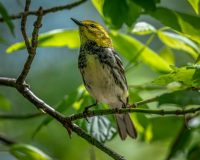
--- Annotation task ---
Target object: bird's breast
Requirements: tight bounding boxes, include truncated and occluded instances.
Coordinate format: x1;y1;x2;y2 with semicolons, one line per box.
79;53;127;106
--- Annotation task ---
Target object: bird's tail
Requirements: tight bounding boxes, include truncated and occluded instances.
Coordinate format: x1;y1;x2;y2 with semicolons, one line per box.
115;113;137;140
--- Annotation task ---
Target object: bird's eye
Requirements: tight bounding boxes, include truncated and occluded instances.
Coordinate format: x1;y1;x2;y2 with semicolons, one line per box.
90;24;96;28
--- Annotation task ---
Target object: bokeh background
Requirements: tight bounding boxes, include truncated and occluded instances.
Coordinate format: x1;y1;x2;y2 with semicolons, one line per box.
0;0;200;160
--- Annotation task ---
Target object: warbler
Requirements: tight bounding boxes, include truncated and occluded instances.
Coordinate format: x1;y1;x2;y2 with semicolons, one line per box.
71;18;137;140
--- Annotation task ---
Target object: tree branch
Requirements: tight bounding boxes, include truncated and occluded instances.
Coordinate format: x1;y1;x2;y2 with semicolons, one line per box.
0;0;87;23
69;123;126;160
67;105;200;122
17;3;43;84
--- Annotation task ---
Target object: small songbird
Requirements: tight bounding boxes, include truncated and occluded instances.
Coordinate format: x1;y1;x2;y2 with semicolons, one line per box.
71;18;137;140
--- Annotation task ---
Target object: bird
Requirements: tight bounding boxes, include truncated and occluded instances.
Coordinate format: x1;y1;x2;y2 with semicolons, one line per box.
71;18;137;140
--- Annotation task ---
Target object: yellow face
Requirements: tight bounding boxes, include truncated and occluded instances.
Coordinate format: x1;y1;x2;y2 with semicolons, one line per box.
71;18;112;48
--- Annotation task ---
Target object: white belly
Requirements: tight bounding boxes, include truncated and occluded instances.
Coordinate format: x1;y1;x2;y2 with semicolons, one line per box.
82;54;128;107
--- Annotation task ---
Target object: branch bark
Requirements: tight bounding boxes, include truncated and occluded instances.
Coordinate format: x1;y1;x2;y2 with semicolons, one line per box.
0;0;87;23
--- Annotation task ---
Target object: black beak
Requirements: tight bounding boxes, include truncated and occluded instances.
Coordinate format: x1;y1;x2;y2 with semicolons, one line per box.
71;18;83;26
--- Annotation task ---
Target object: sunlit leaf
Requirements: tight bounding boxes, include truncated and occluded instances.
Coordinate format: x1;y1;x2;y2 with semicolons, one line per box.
110;32;171;73
158;89;200;107
150;7;200;44
159;47;175;65
131;22;156;35
91;0;104;16
187;0;200;15
158;31;199;58
0;95;12;110
152;67;200;88
0;2;14;36
10;144;52;160
87;116;116;143
6;29;80;53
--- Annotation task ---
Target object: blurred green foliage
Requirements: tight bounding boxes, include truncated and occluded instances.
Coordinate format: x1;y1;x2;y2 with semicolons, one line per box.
1;0;200;160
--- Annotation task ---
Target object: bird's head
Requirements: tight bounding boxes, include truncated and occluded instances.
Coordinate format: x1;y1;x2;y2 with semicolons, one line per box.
71;18;112;48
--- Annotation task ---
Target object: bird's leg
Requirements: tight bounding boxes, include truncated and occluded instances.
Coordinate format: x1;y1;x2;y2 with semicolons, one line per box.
83;101;98;122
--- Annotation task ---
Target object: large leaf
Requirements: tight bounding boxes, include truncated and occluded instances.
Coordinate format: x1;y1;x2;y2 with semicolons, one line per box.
152;67;200;88
159;47;175;65
131;0;160;11
110;32;172;73
157;89;200;107
10;144;52;160
131;22;156;35
91;0;104;16
0;2;14;35
150;7;200;44
158;31;199;58
187;0;200;15
102;0;141;28
0;95;12;110
87;116;116;143
6;29;80;53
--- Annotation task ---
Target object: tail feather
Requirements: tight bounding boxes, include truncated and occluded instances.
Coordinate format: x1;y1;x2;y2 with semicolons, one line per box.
115;114;137;140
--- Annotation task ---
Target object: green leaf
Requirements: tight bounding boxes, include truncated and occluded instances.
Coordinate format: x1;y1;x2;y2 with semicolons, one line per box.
166;126;191;160
87;116;116;143
110;32;172;73
152;67;200;88
0;95;12;110
10;144;52;160
131;0;160;11
158;89;200;106
91;0;104;16
6;29;80;53
103;0;141;29
158;31;199;58
150;7;200;44
159;47;175;65
187;144;200;160
0;2;14;36
131;22;156;35
187;0;200;15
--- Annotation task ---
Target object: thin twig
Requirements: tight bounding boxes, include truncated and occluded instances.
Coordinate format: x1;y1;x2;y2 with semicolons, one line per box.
0;0;87;23
67;106;200;121
0;112;44;120
17;4;43;84
20;0;31;53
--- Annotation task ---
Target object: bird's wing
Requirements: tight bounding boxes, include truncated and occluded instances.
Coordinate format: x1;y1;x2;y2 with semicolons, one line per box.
96;47;128;92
